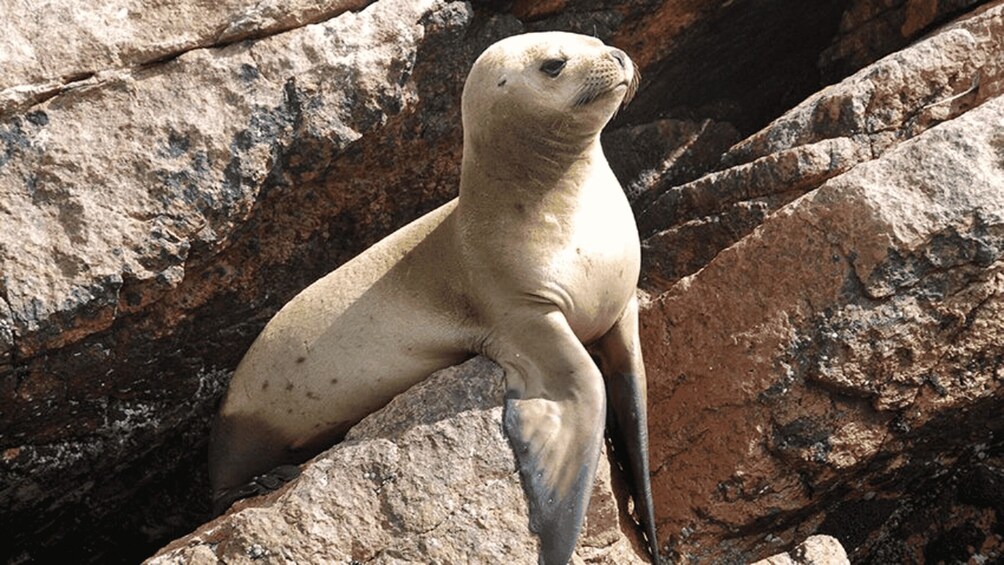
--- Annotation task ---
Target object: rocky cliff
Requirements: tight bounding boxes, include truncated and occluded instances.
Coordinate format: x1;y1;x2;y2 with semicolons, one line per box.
2;0;1002;563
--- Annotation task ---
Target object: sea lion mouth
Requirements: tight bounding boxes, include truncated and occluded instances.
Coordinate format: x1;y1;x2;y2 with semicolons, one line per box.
572;68;640;109
621;71;640;106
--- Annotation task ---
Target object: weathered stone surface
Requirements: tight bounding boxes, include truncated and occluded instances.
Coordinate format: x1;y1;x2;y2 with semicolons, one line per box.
610;0;993;138
641;94;1004;561
635;1;1004;292
820;0;986;82
147;358;650;564
603;117;742;210
0;0;372;113
637;137;872;290
0;0;464;362
728;0;1004;167
752;535;850;565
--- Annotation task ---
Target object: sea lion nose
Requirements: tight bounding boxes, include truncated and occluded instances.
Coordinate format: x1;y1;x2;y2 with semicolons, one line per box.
609;48;627;69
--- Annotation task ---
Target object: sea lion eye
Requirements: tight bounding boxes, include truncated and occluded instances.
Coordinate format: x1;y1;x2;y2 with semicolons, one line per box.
539;58;567;78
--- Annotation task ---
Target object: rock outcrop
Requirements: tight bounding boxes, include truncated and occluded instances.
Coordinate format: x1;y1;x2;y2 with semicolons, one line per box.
642;91;1004;563
148;358;651;564
2;0;1001;563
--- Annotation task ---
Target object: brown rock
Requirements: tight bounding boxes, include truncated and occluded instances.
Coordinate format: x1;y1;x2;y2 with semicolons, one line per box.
3;0;1002;561
636;1;1004;292
642;94;1004;561
728;0;1004;167
146;358;651;564
637;137;872;291
603;118;742;210
820;0;989;81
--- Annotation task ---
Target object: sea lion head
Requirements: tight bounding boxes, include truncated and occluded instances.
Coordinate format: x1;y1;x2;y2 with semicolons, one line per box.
461;32;638;153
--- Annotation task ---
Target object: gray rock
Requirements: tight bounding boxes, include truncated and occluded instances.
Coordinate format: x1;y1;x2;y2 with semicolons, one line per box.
0;0;373;113
147;358;651;564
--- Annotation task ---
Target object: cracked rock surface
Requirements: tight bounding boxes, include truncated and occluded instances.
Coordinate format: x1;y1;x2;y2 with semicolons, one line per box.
641;84;1004;564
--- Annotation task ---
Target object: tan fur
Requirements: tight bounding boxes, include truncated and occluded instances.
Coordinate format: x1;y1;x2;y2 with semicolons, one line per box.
210;32;642;538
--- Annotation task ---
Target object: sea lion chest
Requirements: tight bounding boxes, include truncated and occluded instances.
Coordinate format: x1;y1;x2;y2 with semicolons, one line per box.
546;179;639;342
486;168;639;344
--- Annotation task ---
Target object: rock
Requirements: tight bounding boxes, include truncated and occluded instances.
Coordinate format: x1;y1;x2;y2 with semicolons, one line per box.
603;118;742;210
641;94;1004;562
752;535;850;565
1;0;489;561
0;0;372;113
617;0;994;135
146;358;651;564
637;137;872;290
727;0;1004;167
635;1;1004;292
819;0;987;82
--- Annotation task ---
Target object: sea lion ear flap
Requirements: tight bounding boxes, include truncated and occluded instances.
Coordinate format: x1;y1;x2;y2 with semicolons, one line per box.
500;346;607;565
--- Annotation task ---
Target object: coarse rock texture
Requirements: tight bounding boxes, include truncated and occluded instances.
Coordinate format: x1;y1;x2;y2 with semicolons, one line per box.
147;358;651;564
2;1;492;561
2;0;1002;563
0;0;373;113
637;0;1004;292
641;92;1004;562
751;535;850;565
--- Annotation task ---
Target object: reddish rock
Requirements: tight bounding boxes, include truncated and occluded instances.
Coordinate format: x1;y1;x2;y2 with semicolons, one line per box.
641;94;1004;562
636;1;1004;292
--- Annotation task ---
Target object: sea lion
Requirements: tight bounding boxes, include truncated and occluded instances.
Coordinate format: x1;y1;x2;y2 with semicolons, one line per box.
209;31;658;564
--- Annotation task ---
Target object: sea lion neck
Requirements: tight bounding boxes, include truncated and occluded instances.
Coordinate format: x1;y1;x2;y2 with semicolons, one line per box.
458;126;600;198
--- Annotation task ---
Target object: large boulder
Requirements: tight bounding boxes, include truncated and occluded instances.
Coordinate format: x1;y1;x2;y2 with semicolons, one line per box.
637;0;1004;291
147;358;651;564
642;90;1004;562
1;1;486;560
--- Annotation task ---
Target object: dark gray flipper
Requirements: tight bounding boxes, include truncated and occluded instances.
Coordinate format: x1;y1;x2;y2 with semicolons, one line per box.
504;392;605;564
495;312;608;565
594;296;660;563
606;372;660;562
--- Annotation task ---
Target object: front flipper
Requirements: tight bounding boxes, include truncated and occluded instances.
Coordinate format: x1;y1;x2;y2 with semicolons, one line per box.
595;296;659;562
497;311;607;565
212;464;302;516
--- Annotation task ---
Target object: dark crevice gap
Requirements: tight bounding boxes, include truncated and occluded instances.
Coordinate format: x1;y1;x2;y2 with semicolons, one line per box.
615;0;850;136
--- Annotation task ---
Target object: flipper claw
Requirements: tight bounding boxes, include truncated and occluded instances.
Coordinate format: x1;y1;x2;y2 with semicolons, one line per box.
213;464;302;516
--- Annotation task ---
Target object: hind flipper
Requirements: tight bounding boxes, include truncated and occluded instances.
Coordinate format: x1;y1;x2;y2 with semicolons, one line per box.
594;296;659;563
